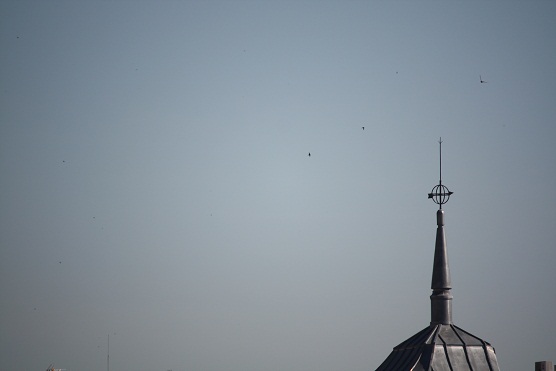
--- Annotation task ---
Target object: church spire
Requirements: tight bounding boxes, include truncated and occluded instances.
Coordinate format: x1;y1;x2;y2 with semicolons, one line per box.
376;139;501;370
428;138;454;325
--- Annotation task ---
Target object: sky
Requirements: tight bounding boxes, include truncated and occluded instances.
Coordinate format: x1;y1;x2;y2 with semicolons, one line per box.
1;1;555;371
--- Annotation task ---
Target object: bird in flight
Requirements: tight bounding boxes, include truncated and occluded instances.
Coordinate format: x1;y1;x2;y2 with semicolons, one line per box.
480;75;487;83
362;126;365;130
308;152;311;157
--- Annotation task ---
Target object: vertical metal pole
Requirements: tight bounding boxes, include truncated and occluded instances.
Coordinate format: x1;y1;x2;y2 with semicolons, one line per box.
439;138;442;185
439;138;443;208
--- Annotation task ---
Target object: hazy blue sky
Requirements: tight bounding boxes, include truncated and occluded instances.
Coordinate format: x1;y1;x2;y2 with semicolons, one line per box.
1;1;555;371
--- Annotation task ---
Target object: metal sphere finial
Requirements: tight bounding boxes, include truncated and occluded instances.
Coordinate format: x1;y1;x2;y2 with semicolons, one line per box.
428;184;453;206
428;138;453;208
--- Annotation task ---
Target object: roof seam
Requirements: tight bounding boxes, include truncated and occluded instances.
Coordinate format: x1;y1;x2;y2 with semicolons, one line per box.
441;342;455;371
450;325;476;369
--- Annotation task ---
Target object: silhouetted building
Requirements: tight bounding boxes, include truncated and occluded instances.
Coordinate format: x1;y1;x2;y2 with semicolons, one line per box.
535;361;555;371
375;141;500;370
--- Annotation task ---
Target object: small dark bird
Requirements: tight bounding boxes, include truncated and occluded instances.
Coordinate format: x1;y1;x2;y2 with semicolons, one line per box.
308;152;311;157
480;75;487;83
59;261;62;264
362;126;365;130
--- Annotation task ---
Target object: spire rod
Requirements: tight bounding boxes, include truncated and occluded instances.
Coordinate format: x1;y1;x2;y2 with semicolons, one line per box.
439;137;442;185
428;138;453;209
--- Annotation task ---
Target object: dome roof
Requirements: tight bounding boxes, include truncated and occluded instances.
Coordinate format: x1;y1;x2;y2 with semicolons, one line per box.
376;324;500;371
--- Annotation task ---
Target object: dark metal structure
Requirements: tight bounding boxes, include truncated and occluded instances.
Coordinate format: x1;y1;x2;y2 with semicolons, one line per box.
375;139;500;371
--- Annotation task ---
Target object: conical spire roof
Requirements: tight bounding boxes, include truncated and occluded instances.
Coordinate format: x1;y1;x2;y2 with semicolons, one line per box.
430;209;452;326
